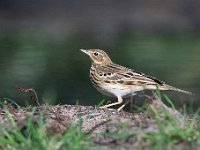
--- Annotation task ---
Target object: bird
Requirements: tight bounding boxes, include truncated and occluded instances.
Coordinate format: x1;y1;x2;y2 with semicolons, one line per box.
80;49;192;111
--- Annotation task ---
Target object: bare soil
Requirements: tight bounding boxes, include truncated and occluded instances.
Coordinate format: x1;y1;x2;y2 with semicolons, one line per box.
1;95;189;150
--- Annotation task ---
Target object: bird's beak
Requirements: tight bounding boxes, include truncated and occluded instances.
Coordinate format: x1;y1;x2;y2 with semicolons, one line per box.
80;49;88;54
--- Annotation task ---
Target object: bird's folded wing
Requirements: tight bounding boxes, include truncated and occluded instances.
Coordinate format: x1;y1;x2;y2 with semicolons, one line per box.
96;63;165;85
98;70;164;86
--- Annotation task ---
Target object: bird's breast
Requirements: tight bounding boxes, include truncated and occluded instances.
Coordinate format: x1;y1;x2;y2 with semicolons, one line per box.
89;71;134;97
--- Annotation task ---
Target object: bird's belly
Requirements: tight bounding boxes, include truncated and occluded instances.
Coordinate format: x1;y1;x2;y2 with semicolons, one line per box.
97;84;136;98
89;73;144;97
106;87;133;97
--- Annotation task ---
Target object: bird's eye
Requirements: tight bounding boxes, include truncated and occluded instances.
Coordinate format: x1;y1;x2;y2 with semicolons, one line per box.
93;52;98;56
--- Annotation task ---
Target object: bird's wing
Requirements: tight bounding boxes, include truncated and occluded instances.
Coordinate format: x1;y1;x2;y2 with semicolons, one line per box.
94;63;192;95
96;63;165;86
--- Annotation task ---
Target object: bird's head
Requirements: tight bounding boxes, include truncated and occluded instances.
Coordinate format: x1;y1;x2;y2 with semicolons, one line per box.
80;49;112;65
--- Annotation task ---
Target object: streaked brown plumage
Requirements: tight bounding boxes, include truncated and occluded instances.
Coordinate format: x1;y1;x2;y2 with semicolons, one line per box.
80;49;192;111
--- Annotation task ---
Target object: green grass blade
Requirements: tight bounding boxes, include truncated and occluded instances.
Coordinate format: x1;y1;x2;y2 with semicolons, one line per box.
163;94;175;109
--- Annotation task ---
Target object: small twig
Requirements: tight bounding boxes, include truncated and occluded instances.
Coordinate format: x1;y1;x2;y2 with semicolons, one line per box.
86;119;111;135
17;87;40;106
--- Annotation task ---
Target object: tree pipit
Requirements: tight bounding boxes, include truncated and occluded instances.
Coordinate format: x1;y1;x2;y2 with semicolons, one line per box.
80;49;192;111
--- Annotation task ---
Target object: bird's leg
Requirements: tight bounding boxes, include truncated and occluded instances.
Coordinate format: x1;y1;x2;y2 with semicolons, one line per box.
117;100;129;111
100;96;123;109
117;97;134;112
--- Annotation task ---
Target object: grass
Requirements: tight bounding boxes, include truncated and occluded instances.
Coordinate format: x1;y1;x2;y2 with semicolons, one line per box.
144;102;200;150
0;108;90;150
0;121;90;150
0;94;200;150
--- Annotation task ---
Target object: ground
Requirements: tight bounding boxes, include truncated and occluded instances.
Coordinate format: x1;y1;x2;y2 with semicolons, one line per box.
0;93;199;150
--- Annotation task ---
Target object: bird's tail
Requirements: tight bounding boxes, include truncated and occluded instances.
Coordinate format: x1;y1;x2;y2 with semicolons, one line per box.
159;84;193;95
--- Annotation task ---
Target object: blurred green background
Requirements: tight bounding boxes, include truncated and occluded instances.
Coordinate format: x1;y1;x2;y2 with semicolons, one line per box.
0;1;199;108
